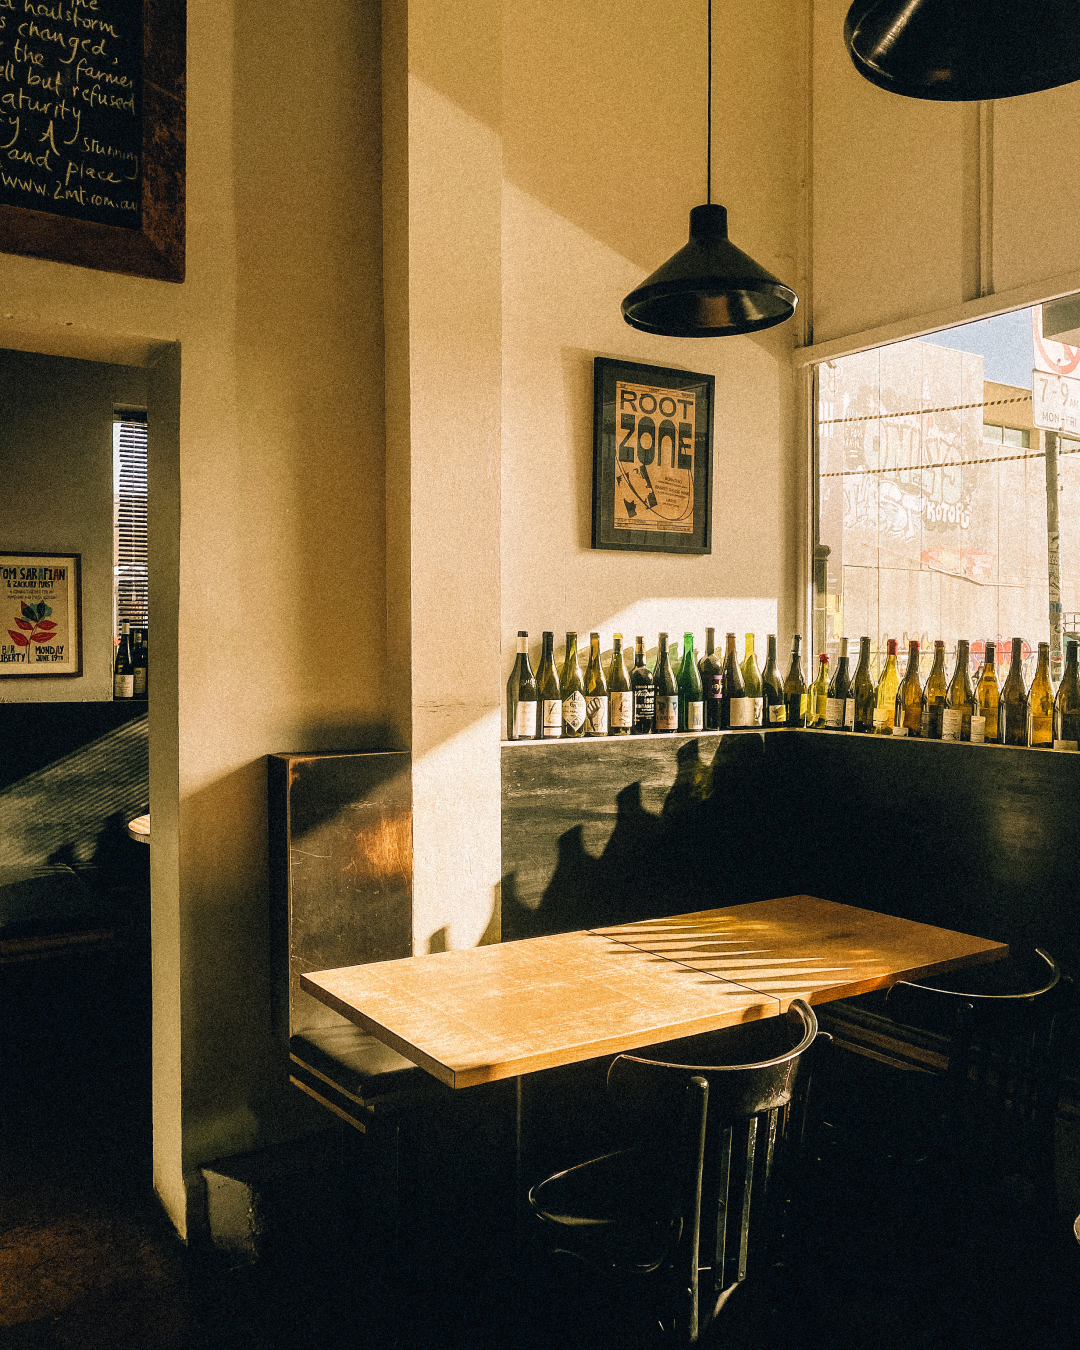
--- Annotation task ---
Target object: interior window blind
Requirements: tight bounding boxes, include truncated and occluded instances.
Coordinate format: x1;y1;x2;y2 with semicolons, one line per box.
114;415;148;635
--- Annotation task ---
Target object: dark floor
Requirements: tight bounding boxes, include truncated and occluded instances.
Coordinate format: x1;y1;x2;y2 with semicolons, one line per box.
3;954;1079;1350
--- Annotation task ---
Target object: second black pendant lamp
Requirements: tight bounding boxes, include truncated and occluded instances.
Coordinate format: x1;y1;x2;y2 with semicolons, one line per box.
621;0;797;339
845;0;1080;102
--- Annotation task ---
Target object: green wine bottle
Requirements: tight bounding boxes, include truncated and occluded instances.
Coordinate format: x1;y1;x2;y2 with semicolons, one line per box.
631;636;655;734
506;630;538;740
741;634;763;727
852;637;874;733
584;632;609;736
825;638;852;730
895;640;922;736
807;652;829;728
607;633;633;735
1054;640;1080;749
1000;637;1028;746
678;632;704;731
561;632;585;737
537;631;563;739
972;641;1000;744
762;635;786;726
654;633;679;733
1027;641;1054;748
942;639;974;742
721;632;752;729
921;640;947;739
783;635;807;728
700;627;723;730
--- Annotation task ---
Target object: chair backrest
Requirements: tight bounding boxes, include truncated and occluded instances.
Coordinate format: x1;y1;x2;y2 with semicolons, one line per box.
607;1000;819;1126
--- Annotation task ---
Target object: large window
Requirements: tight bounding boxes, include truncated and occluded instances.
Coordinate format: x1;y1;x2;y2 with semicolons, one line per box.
814;303;1080;683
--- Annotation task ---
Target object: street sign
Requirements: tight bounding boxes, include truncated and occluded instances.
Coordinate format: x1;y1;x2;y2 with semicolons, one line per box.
1032;368;1080;434
1034;307;1080;375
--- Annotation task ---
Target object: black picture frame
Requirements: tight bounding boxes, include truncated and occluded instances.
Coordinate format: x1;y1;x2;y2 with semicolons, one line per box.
592;357;714;555
0;0;185;283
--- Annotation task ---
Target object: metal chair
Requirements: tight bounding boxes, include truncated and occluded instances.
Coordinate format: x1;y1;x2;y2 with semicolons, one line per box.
527;1000;822;1345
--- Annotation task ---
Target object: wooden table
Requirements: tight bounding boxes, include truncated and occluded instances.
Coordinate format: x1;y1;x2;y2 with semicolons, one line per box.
301;895;1006;1089
126;813;151;845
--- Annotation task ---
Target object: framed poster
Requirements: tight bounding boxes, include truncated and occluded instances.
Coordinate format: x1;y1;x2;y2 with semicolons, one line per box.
0;0;185;282
592;357;714;555
0;553;82;677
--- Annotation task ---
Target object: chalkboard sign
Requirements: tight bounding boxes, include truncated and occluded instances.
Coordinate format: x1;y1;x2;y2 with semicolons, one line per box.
0;0;183;281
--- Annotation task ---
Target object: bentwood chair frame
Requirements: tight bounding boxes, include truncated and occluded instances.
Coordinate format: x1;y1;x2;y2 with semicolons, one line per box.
528;998;822;1345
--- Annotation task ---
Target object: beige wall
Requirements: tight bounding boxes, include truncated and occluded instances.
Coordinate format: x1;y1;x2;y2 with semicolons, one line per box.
0;351;147;700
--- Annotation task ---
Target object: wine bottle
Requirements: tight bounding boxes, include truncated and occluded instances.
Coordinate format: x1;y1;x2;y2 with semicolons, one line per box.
873;639;899;733
807;653;829;728
677;632;704;731
631;636;656;735
584;632;609;736
113;621;134;700
783;635;807;728
849;637;874;733
721;632;753;729
561;632;586;737
741;634;763;727
654;633;679;733
825;638;852;730
942;639;974;742
972;641;1000;744
894;640;922;736
1027;641;1054;748
1053;639;1080;749
607;633;633;735
1000;637;1028;747
762;635;786;726
537;631;563;739
920;640;947;739
132;627;148;699
700;627;723;730
506;630;538;740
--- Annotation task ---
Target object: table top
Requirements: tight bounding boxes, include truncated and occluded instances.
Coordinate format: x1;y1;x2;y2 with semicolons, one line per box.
127;813;151;845
301;895;1006;1089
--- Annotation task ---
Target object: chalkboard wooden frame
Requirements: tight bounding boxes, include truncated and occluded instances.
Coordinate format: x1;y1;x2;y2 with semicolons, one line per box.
0;0;185;283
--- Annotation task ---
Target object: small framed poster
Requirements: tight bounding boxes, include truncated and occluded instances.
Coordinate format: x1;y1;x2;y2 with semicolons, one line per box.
592;357;714;555
0;553;83;678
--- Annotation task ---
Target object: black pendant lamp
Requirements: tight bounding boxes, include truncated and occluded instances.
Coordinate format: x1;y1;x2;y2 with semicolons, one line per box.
621;0;797;338
845;0;1080;102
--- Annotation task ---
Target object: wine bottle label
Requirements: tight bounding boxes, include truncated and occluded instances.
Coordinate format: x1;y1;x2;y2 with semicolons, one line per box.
563;691;586;731
970;715;986;744
1054;739;1079;751
768;702;786;724
702;672;721;699
610;692;633;728
1031;715;1053;744
514;701;537;738
542;700;563;736
685;701;703;731
748;697;763;727
633;688;655;723
873;707;891;730
844;698;855;729
728;696;754;727
114;672;134;698
941;707;969;741
655;695;679;730
825;697;844;728
891;725;908;737
585;696;608;735
133;668;147;697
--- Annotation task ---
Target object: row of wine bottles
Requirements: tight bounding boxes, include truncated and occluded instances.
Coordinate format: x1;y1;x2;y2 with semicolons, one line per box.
113;620;149;700
809;634;1080;748
505;629;1080;748
506;629;797;739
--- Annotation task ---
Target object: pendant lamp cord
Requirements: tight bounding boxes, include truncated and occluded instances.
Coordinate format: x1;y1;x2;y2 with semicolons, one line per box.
706;0;712;204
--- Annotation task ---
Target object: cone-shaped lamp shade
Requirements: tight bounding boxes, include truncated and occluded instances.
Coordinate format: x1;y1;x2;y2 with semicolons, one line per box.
622;205;797;338
845;0;1080;101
